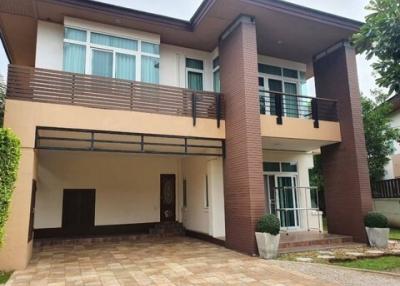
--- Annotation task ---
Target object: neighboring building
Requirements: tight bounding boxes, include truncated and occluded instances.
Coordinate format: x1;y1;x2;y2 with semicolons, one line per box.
373;94;400;227
0;0;372;270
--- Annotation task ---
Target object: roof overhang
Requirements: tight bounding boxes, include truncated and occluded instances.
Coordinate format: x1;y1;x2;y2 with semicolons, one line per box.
0;0;362;67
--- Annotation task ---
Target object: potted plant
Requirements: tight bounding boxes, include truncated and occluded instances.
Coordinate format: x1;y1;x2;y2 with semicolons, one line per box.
364;212;390;248
255;214;281;259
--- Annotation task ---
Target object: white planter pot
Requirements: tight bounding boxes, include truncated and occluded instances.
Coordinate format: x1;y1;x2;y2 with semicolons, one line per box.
365;227;390;248
255;232;280;259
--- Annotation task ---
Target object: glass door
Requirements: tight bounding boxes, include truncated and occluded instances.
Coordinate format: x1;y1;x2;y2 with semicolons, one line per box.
283;82;299;118
276;176;299;229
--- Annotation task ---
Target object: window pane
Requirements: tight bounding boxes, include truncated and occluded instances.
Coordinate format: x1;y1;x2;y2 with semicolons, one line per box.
186;58;203;70
268;79;282;116
188;71;203;91
92;49;113;78
64;27;86;42
116;53;136;81
91;32;137;50
213;57;220;69
63;43;86;74
213;70;220;92
281;162;297;172
263;162;280;172
284;82;299;118
283;68;298;79
259;64;281;76
141;55;159;84
141;42;160;55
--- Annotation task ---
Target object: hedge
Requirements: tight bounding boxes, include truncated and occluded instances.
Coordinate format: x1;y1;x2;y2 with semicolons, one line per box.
0;128;21;247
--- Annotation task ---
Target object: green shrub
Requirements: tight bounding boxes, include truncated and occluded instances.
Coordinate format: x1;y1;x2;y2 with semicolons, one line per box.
364;212;388;228
256;214;280;235
0;128;21;247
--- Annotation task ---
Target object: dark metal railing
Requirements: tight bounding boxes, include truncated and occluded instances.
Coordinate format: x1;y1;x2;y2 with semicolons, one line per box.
259;90;338;127
372;178;400;198
6;65;224;127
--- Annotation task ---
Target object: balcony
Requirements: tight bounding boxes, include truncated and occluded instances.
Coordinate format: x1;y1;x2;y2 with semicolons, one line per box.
6;65;224;127
259;90;341;151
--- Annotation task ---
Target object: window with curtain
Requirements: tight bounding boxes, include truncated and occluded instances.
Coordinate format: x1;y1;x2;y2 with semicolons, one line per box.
63;43;86;73
116;53;136;80
64;26;160;83
92;49;113;78
186;58;204;91
213;57;220;93
141;55;159;84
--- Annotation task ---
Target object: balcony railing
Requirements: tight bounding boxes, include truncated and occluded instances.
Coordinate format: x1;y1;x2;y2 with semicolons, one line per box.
6;65;224;127
260;90;338;128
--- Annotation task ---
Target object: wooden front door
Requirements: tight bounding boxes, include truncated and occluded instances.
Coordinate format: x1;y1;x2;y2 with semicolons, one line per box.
160;175;176;222
62;189;95;236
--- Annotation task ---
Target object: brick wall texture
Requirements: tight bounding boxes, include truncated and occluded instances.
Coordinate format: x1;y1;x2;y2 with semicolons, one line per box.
314;43;373;242
219;17;266;255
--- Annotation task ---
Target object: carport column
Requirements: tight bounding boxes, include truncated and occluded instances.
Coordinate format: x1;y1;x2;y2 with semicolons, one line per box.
313;41;373;242
219;16;266;255
0;148;36;270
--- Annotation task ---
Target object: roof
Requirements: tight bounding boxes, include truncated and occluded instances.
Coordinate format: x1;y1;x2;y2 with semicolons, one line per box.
0;0;363;67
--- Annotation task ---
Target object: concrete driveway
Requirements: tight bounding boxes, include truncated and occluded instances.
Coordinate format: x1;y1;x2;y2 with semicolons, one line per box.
7;236;335;285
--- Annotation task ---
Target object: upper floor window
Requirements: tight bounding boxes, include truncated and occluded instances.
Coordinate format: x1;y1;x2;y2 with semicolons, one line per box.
186;58;203;91
63;27;160;84
213;57;220;93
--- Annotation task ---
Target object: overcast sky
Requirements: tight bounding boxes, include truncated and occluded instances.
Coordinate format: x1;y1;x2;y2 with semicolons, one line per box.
0;0;376;96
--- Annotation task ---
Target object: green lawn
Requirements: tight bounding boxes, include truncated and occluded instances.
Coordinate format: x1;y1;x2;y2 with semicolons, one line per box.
0;272;11;284
390;228;400;240
335;256;400;272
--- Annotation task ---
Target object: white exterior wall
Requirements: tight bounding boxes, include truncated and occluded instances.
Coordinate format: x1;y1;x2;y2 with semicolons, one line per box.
35;21;64;69
181;156;225;238
262;150;323;231
374;198;400;227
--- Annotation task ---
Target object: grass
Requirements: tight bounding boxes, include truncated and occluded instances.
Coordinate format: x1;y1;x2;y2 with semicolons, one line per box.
390;228;400;240
334;256;400;272
0;272;11;284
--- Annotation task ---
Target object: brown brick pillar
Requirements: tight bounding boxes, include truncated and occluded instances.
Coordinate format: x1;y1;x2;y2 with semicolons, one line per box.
313;42;373;242
219;16;266;255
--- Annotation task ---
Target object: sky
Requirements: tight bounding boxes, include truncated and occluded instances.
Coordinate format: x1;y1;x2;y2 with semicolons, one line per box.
0;0;376;96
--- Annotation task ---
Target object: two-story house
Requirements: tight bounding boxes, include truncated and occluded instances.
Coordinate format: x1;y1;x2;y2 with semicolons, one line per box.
0;0;373;270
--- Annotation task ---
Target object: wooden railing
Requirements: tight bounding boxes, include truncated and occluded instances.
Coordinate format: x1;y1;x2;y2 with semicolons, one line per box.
259;90;338;127
372;178;400;198
6;65;224;126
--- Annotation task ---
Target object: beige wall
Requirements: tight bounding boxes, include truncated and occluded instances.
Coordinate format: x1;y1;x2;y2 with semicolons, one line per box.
260;115;341;143
373;198;400;227
35;151;181;228
0;148;36;271
5;100;225;149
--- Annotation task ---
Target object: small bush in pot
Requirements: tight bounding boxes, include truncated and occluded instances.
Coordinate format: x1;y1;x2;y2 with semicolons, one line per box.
255;214;281;259
364;212;389;248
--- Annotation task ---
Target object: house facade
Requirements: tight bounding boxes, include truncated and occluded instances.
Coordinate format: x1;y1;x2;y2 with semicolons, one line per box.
0;0;372;270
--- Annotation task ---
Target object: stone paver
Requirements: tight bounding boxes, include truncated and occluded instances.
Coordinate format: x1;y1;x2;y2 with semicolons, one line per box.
7;237;336;286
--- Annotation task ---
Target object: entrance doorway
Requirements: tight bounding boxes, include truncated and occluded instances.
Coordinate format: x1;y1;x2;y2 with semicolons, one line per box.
160;174;176;222
62;189;95;235
265;175;299;229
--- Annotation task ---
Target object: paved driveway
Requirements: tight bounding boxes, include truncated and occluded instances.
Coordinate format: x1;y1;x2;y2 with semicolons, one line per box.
8;237;335;285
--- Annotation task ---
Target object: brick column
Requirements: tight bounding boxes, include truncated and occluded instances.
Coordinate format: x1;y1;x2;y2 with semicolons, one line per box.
219;16;266;255
313;42;373;242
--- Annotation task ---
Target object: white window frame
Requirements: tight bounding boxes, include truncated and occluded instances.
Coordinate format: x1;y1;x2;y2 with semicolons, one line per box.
185;57;204;91
63;26;160;83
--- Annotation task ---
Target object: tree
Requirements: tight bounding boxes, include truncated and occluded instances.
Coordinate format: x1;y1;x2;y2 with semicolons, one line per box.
352;0;400;94
362;90;400;182
0;77;4;127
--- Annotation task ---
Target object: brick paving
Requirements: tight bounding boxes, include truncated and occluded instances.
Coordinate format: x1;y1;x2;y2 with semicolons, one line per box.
7;237;336;285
